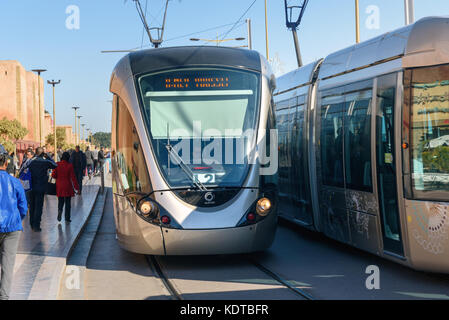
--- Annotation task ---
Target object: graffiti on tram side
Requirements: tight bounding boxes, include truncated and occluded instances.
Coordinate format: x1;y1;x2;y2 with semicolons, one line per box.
409;202;449;255
346;191;377;239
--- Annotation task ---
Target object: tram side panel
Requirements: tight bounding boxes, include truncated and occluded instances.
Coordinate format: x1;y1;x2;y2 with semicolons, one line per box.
401;65;449;273
111;92;165;255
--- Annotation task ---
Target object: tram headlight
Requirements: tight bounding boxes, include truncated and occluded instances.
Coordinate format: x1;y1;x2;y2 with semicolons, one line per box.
256;198;272;216
138;199;158;219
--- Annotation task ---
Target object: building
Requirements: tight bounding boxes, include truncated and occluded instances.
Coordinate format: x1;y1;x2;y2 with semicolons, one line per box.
56;125;76;146
0;60;44;156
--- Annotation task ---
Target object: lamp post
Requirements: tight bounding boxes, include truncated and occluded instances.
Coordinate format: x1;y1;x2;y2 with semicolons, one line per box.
355;0;360;43
81;124;86;147
284;0;309;67
47;80;61;159
77;115;82;147
31;69;47;146
190;37;245;46
265;0;269;60
72;107;80;145
246;19;252;50
404;0;414;25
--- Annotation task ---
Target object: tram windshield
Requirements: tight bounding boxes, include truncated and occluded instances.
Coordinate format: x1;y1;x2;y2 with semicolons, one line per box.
138;68;260;189
408;64;449;197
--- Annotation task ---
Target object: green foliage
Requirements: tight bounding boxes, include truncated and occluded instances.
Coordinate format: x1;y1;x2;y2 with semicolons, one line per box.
45;127;66;149
92;132;111;148
0;117;28;153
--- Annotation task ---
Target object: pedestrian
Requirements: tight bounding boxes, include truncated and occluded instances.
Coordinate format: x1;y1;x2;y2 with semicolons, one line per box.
57;148;63;162
27;147;57;232
92;146;99;175
85;147;94;179
70;146;86;195
52;152;79;223
98;147;105;175
0;148;28;300
6;152;16;176
18;149;34;209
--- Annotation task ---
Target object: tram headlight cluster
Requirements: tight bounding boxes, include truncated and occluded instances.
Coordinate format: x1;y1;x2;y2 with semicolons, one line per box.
256;197;272;216
138;199;159;220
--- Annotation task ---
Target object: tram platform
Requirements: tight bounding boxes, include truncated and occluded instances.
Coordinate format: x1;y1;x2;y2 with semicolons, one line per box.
9;178;103;300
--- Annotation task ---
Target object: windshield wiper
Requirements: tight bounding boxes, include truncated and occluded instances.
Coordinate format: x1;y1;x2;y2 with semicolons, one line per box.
165;123;208;192
165;144;208;192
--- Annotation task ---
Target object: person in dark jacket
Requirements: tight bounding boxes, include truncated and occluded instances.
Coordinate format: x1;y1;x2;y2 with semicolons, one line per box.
85;147;94;179
70;146;86;194
27;147;57;232
52;152;79;222
0;151;28;300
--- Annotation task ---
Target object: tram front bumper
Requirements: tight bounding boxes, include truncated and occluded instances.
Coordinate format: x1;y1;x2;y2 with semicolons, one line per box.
161;212;277;255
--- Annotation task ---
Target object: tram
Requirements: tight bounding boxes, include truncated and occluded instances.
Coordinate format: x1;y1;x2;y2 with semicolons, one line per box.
275;16;449;273
110;46;278;255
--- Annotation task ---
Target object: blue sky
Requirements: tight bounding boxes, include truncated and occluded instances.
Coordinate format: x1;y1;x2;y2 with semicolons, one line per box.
1;0;449;133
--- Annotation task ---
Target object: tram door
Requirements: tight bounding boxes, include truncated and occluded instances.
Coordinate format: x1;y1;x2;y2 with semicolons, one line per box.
375;74;404;256
276;95;313;224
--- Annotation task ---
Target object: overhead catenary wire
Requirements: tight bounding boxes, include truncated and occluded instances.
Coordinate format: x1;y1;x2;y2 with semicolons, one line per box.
140;0;148;48
220;0;258;41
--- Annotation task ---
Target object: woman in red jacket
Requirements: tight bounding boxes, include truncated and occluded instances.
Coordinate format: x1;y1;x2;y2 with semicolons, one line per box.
52;152;79;222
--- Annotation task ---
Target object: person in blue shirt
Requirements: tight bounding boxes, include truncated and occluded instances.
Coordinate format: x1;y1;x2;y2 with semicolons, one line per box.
0;148;28;300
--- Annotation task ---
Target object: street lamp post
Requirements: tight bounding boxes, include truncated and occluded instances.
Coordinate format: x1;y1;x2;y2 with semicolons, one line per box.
32;69;47;146
265;0;269;60
355;0;360;43
47;80;61;160
72;107;80;145
81;124;85;147
77;115;82;147
284;0;309;68
404;0;414;25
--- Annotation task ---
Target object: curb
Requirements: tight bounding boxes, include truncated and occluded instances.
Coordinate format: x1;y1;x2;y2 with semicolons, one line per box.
57;188;109;300
26;184;102;300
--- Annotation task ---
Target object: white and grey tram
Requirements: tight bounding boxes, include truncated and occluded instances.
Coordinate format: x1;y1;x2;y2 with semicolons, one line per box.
275;16;449;273
110;46;278;255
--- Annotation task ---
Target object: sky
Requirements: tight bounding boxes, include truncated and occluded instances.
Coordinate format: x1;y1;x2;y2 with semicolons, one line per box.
1;0;449;134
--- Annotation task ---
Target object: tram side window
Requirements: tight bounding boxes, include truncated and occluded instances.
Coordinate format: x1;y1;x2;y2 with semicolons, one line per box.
320;92;345;188
408;65;449;196
344;89;373;192
116;98;152;195
276;105;290;178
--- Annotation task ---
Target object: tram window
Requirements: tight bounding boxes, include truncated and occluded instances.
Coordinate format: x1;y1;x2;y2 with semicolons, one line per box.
116;98;152;195
408;65;449;196
320;92;345;188
276;106;290;176
344;89;373;192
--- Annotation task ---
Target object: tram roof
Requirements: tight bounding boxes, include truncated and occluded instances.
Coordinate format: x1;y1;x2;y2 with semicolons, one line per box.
127;46;262;75
275;16;449;95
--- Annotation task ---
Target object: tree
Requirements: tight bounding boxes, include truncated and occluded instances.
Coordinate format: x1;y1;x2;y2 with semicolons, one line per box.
45;127;66;150
92;132;111;148
0;117;28;153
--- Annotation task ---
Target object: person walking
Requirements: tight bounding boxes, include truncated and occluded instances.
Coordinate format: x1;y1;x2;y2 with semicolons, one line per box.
27;147;57;232
70;146;86;195
85;147;94;179
92;146;99;175
98;147;105;175
0;149;28;300
52;152;79;223
18;149;34;209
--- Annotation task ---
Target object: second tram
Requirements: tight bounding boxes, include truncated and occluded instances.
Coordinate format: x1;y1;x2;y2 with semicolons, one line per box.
275;16;449;273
